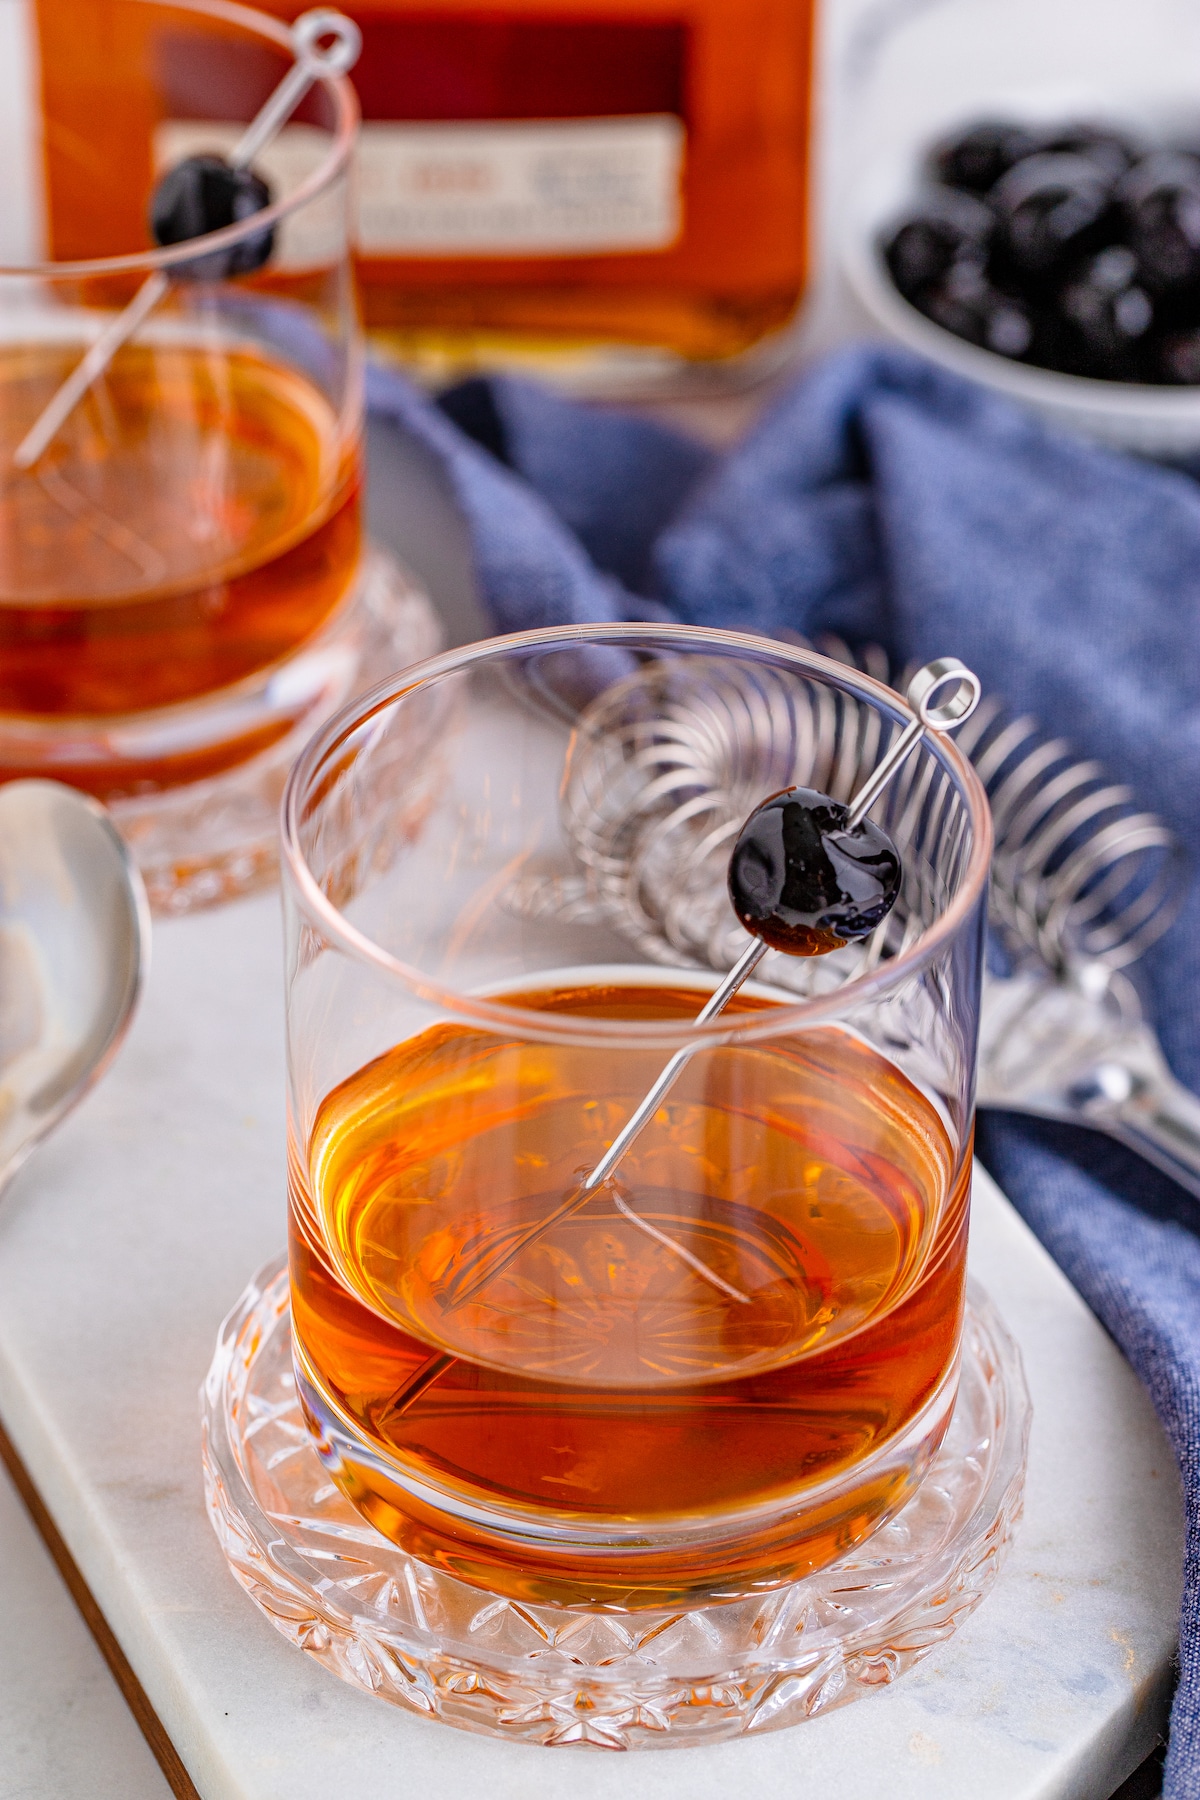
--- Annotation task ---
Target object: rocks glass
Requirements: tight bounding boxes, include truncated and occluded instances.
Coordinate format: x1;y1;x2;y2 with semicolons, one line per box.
279;624;993;1613
0;0;426;908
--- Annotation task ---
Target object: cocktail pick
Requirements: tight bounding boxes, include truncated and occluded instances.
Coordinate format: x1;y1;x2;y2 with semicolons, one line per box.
488;657;981;1263
379;659;981;1420
11;8;361;472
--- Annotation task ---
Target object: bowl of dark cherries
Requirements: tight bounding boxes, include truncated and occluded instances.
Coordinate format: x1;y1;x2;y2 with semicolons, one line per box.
843;110;1200;455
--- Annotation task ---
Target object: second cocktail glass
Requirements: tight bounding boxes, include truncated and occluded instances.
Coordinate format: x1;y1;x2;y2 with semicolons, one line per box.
0;0;423;906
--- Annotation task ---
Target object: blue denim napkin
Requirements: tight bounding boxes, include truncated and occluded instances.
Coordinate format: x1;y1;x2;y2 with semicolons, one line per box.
368;345;1200;1794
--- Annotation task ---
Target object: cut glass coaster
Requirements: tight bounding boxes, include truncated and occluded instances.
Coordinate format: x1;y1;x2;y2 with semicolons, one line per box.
202;1257;1030;1749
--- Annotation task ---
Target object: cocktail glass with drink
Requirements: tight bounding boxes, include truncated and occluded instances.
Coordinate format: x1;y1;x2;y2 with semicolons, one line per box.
280;625;992;1611
0;0;418;906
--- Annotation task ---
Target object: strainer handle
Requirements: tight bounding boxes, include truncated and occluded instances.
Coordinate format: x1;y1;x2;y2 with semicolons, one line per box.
1068;1061;1200;1202
1112;1072;1200;1202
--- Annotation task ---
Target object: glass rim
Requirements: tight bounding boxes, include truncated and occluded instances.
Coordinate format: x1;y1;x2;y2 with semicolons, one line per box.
281;622;995;1049
0;0;358;281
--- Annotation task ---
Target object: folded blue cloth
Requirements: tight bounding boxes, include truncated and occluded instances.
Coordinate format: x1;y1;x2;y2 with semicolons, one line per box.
368;344;1200;1795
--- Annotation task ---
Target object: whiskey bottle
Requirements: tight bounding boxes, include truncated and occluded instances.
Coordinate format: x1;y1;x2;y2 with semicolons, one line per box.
33;0;817;387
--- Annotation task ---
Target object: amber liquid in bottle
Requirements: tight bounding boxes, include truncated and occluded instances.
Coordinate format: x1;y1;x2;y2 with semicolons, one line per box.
34;0;816;368
290;983;970;1608
0;340;361;792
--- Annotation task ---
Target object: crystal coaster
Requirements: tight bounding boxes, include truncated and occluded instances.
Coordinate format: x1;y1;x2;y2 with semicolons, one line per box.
202;1258;1030;1749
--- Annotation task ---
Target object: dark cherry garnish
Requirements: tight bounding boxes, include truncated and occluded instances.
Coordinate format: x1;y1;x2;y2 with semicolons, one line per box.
150;154;274;278
727;787;902;957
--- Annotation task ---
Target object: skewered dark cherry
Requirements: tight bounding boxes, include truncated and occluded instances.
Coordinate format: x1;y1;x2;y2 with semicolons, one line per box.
149;154;274;278
727;787;902;957
930;120;1041;194
991;153;1119;285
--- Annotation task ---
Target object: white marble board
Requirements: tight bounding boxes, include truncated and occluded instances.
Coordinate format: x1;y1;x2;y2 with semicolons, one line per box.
0;890;1183;1800
0;1458;171;1800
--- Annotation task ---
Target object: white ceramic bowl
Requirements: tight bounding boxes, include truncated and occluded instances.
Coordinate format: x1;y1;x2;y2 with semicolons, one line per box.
839;100;1200;459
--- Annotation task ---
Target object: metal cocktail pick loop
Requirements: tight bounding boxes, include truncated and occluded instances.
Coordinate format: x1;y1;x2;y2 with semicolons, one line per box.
379;657;981;1421
12;9;361;472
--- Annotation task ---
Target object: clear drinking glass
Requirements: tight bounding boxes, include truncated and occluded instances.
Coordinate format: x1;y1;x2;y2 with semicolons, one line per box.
281;624;992;1611
0;0;364;884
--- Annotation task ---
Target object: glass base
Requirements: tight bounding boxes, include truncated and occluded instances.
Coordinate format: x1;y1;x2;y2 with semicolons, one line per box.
201;1257;1030;1748
292;1324;964;1611
1;548;442;916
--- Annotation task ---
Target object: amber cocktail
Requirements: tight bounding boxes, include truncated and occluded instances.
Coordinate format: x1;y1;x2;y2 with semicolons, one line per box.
1;342;360;761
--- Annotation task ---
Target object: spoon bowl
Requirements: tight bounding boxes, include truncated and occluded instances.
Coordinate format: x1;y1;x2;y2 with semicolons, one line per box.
0;781;150;1199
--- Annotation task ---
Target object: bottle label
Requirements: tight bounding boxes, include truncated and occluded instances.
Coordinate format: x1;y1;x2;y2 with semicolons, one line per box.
356;116;684;256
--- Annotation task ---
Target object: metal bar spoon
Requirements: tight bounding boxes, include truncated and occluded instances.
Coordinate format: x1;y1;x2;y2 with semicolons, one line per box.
380;656;981;1419
12;8;361;472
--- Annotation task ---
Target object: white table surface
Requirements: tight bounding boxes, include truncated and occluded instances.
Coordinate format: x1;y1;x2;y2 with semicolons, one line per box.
0;881;1184;1800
